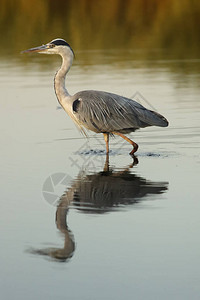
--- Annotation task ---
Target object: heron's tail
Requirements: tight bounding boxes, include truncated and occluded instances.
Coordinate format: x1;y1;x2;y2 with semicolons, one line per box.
148;110;169;127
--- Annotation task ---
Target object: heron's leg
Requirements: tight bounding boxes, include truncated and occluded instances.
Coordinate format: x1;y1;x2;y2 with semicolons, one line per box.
103;133;109;154
112;132;138;155
103;153;109;172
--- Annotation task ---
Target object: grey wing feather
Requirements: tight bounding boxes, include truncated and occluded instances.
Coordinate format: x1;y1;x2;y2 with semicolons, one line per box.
71;90;168;133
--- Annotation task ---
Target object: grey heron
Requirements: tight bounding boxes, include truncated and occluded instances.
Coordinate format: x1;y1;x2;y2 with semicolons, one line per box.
22;38;168;155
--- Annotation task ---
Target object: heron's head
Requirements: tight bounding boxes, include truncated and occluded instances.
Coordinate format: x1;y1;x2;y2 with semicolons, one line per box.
22;38;74;58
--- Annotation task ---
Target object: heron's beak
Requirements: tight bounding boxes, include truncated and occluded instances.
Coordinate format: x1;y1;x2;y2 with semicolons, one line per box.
21;44;49;54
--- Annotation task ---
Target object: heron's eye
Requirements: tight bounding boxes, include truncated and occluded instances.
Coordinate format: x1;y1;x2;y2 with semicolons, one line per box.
49;44;55;48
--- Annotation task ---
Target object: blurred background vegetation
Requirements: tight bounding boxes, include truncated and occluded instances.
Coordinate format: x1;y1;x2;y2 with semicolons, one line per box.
0;0;200;60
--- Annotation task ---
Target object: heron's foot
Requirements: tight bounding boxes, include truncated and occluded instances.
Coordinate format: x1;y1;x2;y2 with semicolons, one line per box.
129;155;139;166
129;143;138;156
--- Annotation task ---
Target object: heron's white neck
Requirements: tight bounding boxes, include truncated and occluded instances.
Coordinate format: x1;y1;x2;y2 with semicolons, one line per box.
54;51;73;106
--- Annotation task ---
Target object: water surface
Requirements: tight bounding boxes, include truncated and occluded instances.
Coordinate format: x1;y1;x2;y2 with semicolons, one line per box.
1;47;200;299
1;1;200;296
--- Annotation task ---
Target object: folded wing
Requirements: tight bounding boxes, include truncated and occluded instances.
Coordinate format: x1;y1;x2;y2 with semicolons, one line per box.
71;90;168;133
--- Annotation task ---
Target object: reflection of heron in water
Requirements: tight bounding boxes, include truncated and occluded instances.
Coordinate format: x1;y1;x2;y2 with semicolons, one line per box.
67;156;168;213
29;157;168;262
28;202;75;262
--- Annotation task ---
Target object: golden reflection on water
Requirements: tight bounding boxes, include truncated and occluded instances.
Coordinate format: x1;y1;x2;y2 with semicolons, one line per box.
1;0;200;60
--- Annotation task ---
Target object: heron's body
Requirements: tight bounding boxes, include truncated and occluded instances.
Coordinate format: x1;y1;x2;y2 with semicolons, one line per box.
23;38;168;155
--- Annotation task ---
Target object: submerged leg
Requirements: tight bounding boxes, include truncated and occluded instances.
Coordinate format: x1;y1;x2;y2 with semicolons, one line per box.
112;131;138;155
103;133;109;154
